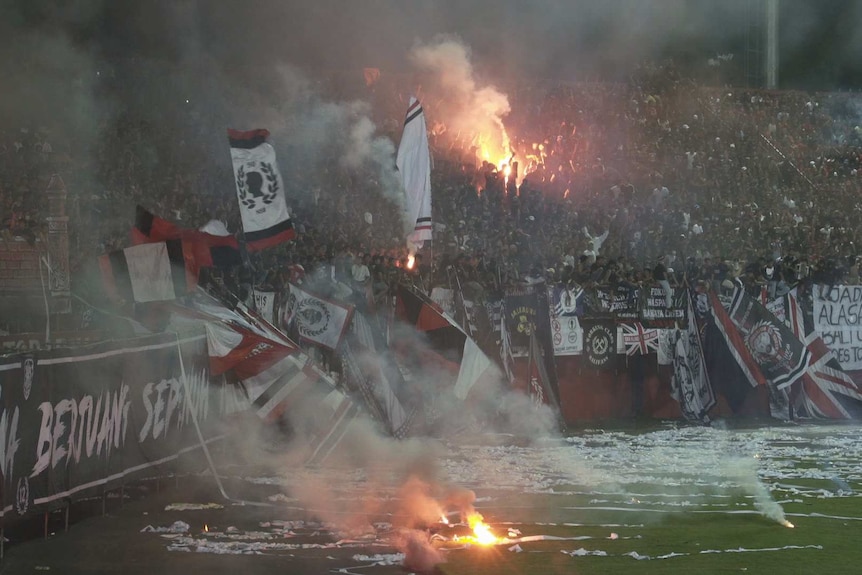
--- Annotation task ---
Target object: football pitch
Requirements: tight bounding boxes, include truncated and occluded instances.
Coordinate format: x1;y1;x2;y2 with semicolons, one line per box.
3;422;861;575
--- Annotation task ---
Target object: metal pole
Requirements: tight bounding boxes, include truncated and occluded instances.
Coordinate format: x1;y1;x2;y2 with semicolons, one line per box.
173;333;231;501
38;254;51;346
765;0;779;89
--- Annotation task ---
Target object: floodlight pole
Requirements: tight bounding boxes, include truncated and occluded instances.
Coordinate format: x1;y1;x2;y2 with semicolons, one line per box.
765;0;779;89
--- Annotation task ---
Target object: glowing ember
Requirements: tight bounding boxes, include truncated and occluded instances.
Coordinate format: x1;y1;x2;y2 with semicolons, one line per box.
781;520;795;529
501;161;512;185
203;524;209;533
406;255;415;270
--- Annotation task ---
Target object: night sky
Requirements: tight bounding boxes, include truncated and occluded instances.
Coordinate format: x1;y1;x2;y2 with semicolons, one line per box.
2;0;861;89
1;0;860;137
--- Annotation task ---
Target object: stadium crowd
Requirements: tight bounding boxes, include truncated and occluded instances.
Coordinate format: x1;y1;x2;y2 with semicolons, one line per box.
2;61;862;312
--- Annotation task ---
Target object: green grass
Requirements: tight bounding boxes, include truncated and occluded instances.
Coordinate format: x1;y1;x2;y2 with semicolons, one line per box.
436;507;862;575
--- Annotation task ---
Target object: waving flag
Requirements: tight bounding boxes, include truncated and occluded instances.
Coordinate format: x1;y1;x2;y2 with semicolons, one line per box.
132;205;241;273
787;289;862;419
131;205;182;244
709;291;767;388
396;98;432;246
228;129;295;251
395;284;501;403
205;320;294;380
341;312;416;439
708;290;791;418
192;294;361;463
284;283;354;350
99;241;190;303
727;285;810;392
500;309;515;384
670;290;715;422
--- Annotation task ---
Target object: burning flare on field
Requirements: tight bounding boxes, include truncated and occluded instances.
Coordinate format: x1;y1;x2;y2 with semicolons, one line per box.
452;512;501;546
781;520;795;529
467;512;498;545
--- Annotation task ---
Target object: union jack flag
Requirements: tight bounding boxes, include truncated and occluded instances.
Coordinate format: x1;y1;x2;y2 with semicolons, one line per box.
786;289;862;419
621;322;660;356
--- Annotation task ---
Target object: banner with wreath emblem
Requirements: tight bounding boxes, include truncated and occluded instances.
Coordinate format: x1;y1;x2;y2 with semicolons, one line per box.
284;283;354;351
228;129;295;251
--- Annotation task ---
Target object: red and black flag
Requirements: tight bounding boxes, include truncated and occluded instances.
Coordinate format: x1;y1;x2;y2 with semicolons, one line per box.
132;205;241;271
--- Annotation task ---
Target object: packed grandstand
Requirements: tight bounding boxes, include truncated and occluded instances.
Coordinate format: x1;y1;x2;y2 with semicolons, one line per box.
2;59;862;424
4;63;862;298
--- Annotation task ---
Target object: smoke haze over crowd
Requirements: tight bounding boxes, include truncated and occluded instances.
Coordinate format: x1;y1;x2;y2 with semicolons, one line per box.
3;0;862;182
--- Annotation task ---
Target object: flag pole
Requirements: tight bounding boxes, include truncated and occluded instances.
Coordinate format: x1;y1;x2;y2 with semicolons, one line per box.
171;330;274;508
172;330;231;501
38;253;51;347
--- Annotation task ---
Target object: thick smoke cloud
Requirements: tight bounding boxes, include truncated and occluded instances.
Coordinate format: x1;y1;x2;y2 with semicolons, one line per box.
0;2;106;138
410;37;512;163
3;1;860;209
5;0;862;143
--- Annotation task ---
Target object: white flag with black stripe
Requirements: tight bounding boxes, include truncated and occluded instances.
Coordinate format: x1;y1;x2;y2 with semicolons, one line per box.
396;97;432;246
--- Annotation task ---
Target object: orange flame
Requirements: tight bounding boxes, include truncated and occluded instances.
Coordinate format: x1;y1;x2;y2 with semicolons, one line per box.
475;127;519;185
406;255;415;270
466;512;498;546
203;524;209;533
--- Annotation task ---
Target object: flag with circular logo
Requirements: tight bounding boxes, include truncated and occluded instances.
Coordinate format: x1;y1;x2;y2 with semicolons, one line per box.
582;320;617;370
284;284;354;350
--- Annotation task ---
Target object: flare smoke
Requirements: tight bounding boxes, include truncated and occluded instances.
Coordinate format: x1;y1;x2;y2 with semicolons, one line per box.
410;36;512;163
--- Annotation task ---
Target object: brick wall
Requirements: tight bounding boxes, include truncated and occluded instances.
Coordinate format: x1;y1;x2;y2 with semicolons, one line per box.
0;239;43;294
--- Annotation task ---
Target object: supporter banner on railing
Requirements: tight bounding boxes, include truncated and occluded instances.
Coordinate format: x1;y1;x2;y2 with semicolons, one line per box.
0;331;105;353
581;320;617;371
587;286;639;321
0;334;245;521
813;285;862;370
551;316;582;356
550;284;584;317
581;284;686;326
639;286;687;327
505;289;539;356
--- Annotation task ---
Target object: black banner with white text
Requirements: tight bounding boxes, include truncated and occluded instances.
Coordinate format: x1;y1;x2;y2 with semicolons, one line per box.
0;334;246;521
